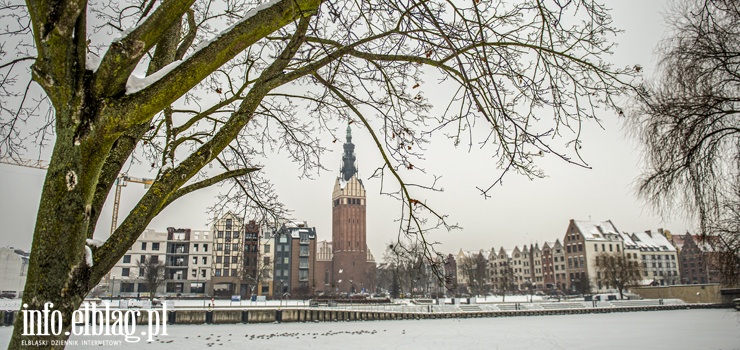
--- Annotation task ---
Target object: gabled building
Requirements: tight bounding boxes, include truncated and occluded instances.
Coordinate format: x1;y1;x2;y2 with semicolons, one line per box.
530;243;544;290
563;219;625;293
674;233;723;284
620;229;680;286
492;247;514;293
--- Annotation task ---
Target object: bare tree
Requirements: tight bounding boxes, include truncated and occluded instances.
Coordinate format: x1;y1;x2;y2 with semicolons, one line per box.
136;256;166;303
593;252;641;300
628;0;740;283
458;252;487;296
495;263;515;302
1;0;635;347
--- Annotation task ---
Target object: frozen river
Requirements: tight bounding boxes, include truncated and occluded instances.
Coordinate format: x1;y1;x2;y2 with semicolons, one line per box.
1;308;738;349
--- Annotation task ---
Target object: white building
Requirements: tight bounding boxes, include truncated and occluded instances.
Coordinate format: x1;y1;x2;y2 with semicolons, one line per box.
563;220;627;292
0;247;29;298
620;230;680;286
110;229;167;297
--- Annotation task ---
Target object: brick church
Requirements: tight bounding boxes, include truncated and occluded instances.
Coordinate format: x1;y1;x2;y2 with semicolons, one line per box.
315;125;376;294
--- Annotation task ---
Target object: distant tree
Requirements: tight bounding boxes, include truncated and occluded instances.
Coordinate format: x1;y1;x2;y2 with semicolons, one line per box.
2;0;635;346
496;264;515;302
629;0;740;284
291;285;312;300
137;257;166;302
574;278;592;296
459;252;488;296
364;264;378;294
391;271;401;299
593;252;641;299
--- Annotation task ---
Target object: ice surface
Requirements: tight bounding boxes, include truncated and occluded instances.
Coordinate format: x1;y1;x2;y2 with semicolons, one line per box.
1;309;738;349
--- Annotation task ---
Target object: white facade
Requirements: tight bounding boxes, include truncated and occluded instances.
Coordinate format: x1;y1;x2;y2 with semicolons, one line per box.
185;229;211;293
0;247;28;297
110;229;167;296
620;230;680;286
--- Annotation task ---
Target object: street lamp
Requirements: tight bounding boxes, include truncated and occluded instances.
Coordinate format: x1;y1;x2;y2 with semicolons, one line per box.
279;279;284;309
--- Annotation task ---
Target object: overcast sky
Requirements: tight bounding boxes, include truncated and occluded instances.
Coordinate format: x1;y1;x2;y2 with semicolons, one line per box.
0;0;692;259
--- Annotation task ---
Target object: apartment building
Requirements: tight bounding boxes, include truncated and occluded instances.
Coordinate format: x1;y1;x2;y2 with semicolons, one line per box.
110;229;167;296
210;212;246;297
164;227;211;295
273;221;317;297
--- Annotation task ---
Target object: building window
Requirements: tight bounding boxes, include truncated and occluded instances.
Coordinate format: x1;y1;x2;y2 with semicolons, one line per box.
232;244;239;250
123;255;131;263
203;244;208;252
201;269;206;278
192;257;198;265
231;269;237;276
232;256;239;263
121;268;130;277
141;242;147;251
202;257;207;265
215;269;221;277
223;269;230;277
151;255;159;264
226;219;233;230
152;243;160;251
217;244;223;251
225;231;231;239
216;256;222;263
193;244;199;252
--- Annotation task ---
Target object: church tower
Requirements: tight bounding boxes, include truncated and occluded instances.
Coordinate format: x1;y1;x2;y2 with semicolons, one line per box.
331;125;368;293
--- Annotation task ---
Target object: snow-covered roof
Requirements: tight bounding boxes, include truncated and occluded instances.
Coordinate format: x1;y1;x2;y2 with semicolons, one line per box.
625;231;676;253
573;220;621;240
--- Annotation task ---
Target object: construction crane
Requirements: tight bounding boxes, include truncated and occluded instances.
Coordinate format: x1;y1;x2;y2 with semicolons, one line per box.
109;174;154;235
0;156;49;170
0;156;154;235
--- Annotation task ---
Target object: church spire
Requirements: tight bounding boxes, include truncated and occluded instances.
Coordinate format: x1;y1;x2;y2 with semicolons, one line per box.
340;124;357;181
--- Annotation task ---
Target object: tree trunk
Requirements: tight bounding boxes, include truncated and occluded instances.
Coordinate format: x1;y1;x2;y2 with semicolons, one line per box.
9;109;111;349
